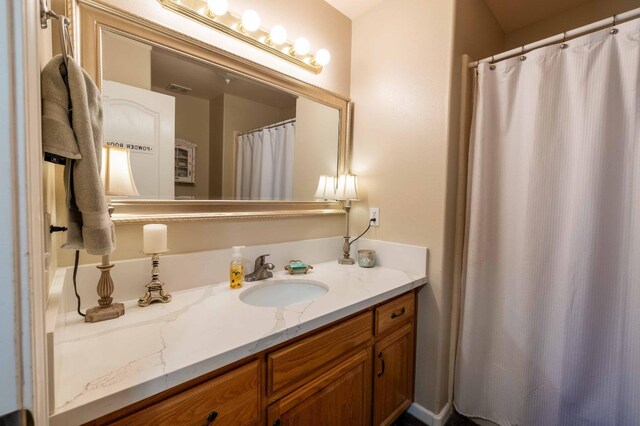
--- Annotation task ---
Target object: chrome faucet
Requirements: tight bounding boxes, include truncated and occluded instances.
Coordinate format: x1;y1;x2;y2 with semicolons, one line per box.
245;254;275;282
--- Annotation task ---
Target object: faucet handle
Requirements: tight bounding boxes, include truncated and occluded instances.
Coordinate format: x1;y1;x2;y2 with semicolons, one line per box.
256;254;270;265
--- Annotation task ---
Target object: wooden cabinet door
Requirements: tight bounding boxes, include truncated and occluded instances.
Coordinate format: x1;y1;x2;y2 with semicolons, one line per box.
268;350;372;426
373;322;414;426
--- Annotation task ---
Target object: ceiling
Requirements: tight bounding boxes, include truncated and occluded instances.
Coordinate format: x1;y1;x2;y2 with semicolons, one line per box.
323;0;387;19
483;0;591;32
324;0;594;33
150;48;297;109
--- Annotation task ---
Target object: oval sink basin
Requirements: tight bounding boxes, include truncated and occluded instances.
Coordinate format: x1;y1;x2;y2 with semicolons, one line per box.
240;280;328;307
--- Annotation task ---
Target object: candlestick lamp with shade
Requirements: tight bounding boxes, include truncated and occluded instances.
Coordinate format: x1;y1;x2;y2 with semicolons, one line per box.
335;174;360;264
84;146;138;323
138;224;172;307
314;175;337;201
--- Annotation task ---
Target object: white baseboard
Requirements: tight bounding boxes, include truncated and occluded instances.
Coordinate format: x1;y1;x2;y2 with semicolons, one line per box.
407;402;452;426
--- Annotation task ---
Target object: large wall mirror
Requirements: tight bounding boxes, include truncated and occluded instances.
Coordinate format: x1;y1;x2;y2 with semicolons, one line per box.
69;0;351;222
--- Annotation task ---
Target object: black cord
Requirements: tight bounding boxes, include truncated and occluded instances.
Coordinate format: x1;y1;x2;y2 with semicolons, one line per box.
349;218;375;246
72;250;85;317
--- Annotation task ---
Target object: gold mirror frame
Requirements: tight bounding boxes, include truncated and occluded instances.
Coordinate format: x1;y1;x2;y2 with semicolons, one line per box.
64;0;352;224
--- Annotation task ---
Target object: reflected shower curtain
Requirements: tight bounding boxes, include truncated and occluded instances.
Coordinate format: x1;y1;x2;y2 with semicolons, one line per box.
235;120;295;199
455;20;640;426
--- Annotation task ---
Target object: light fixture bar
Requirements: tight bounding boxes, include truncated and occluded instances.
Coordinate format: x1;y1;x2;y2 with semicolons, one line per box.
156;0;326;74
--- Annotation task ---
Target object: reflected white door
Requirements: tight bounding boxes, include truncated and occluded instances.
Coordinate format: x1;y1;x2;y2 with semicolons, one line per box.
102;80;175;199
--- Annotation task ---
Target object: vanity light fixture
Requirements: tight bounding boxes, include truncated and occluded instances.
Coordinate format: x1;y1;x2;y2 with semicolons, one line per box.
313;49;331;66
335;174;360;265
206;0;228;16
291;37;311;56
239;9;260;32
84;146;139;323
267;25;288;46
156;0;329;74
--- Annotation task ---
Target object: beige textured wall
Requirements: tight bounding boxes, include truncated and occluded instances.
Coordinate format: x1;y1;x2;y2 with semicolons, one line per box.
505;0;640;49
350;0;504;414
153;87;211;199
220;94;294;198
293;97;340;200
350;0;457;412
102;32;151;90
60;215;343;266
54;0;350;267
455;0;505;60
209;95;225;198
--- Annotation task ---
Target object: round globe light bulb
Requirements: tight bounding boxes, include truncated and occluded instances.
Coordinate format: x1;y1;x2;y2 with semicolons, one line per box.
269;25;288;45
207;0;228;16
241;10;261;32
314;48;331;66
293;37;310;56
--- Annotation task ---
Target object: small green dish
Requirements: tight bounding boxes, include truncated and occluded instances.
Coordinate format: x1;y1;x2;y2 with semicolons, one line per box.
284;260;314;275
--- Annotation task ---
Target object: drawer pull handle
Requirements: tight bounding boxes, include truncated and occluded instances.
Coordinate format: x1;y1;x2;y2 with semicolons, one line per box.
204;410;218;425
377;351;385;378
273;419;281;426
390;307;406;319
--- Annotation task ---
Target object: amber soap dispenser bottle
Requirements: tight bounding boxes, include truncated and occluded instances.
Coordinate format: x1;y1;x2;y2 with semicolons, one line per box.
230;246;245;289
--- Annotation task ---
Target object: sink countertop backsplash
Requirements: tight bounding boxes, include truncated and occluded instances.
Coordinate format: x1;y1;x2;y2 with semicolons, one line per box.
47;237;428;425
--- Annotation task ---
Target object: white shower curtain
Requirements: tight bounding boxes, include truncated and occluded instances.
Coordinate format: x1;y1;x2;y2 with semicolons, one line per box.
235;120;295;199
455;20;640;426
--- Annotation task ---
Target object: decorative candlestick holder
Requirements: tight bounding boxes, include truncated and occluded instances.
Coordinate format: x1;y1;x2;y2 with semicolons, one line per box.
138;253;172;307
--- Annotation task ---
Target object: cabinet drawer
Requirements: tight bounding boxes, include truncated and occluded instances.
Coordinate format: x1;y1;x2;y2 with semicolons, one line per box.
375;292;414;336
110;360;261;426
268;312;373;396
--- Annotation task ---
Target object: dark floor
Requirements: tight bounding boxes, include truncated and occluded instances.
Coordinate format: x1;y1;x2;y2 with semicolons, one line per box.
444;411;479;426
393;410;478;426
393;411;425;426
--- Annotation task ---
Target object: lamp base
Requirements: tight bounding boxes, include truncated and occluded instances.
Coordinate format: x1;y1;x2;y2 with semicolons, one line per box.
338;235;355;265
85;302;125;323
85;261;125;323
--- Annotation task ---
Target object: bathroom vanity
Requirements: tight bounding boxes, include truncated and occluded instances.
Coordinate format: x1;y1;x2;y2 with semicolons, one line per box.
45;2;428;424
49;257;426;426
90;290;416;426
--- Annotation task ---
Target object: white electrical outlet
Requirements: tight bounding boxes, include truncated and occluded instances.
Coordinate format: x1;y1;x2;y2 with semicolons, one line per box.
369;208;380;227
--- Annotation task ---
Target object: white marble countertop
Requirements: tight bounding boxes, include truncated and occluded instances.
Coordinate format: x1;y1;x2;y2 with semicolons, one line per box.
50;262;426;425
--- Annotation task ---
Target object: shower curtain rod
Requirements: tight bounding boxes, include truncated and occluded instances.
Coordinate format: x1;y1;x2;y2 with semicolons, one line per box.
238;118;296;136
469;6;640;68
